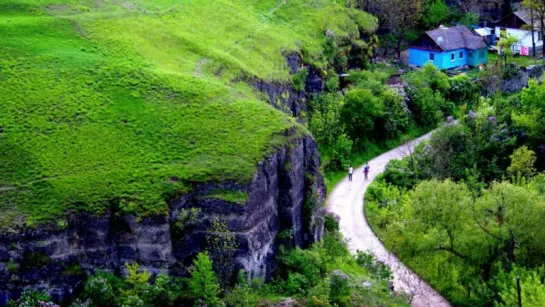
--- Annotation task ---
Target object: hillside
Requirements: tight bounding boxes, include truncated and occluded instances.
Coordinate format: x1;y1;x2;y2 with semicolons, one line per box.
0;0;376;227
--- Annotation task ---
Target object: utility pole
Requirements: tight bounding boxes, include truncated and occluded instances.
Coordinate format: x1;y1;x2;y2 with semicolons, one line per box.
531;6;537;62
516;276;522;307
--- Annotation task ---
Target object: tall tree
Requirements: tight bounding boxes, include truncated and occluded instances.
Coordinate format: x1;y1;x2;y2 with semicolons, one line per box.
523;0;545;61
370;0;424;59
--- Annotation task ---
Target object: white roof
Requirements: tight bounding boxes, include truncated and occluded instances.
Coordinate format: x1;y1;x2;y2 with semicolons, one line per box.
475;27;493;36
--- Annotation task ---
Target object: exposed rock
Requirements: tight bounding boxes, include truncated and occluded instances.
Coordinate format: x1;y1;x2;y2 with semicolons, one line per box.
485;64;545;94
305;68;325;94
275;298;299;307
285;52;303;74
251;54;325;119
0;136;326;306
252;80;307;118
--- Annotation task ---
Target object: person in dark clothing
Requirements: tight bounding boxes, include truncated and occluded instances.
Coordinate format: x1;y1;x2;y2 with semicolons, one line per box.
363;162;370;180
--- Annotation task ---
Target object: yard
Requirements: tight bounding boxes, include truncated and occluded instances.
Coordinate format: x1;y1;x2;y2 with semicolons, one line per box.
489;52;544;67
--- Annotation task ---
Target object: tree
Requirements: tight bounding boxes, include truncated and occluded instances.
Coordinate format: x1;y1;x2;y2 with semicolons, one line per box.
207;218;239;287
422;0;451;28
507;146;536;178
369;0;424;58
341;88;384;146
514;79;545;144
188;251;221;307
497;35;520;66
522;0;545;62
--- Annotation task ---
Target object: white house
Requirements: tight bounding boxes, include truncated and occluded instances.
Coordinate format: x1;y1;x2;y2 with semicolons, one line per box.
495;9;544;56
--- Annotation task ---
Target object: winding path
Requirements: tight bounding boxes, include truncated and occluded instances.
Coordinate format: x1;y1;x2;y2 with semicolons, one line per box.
326;133;451;307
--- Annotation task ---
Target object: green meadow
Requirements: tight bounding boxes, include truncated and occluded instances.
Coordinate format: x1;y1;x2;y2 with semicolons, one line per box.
0;0;374;226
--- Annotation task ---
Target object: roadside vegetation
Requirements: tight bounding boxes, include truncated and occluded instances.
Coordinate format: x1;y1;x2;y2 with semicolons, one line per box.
366;79;545;306
317;64;475;190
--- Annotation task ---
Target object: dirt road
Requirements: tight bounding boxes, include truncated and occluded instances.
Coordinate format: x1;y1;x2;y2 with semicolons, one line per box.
327;134;451;307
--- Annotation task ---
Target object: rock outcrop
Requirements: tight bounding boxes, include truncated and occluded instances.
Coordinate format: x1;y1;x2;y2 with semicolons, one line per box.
252;53;325;119
0;135;326;306
483;64;545;94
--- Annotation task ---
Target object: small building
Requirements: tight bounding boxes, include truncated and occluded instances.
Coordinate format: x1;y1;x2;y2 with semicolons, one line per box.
474;27;496;45
495;9;544;56
409;25;489;70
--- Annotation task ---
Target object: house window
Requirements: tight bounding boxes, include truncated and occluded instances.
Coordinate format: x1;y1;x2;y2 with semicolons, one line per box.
459;51;464;59
429;53;435;61
469;51;474;58
451;53;455;61
479;51;485;59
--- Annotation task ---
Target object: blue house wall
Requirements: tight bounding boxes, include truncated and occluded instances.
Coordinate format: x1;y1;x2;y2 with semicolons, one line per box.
438;48;467;70
408;48;435;67
409;48;487;69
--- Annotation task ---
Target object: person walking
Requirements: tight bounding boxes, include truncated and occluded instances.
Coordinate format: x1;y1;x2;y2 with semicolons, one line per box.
348;165;353;181
363;162;370;180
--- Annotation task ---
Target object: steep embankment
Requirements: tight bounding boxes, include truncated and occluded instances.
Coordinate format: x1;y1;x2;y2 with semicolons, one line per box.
327;134;451;307
0;0;376;304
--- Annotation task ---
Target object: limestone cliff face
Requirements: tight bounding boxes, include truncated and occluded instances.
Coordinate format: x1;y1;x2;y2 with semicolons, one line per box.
0;136;325;306
251;53;325;120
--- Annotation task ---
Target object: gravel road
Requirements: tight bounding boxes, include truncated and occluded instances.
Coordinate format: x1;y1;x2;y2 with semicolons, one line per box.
326;134;451;307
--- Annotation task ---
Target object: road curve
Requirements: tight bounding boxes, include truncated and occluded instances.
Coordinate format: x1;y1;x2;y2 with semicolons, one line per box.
326;133;451;307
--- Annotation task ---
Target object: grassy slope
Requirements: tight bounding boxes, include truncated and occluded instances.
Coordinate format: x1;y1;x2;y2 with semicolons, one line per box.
0;0;375;226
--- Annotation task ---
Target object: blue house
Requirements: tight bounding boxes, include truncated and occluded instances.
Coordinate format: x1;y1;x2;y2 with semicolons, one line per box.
409;25;488;70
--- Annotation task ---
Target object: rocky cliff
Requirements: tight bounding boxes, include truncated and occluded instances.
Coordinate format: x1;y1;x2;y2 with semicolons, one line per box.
0;135;326;306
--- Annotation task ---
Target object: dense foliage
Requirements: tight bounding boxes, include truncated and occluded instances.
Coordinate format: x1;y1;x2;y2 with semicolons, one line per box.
311;63;460;176
367;81;545;306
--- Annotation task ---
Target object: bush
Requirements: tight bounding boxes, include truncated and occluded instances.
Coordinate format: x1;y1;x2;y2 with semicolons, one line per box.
448;74;478;105
381;89;410;138
7;289;55;307
224;281;260;307
278;246;328;294
326;72;340;92
329;270;350;306
341;88;384;145
404;63;450;95
188;251;221;307
329;133;353;170
347;70;388;95
324;213;340;233
293;69;309;92
355;251;393;282
407;87;444;126
309;93;345;146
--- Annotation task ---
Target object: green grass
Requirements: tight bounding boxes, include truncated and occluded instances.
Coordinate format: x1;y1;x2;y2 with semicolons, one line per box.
0;0;376;227
203;190;248;205
488;52;543;67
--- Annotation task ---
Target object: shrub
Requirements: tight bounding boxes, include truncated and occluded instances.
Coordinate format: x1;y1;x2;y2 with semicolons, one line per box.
324;213;340;233
7;289;56;307
346;70;387;95
507;145;536;178
278;246;327;294
6;260;18;273
407;87;444;126
309;93;344;146
341;88;384;145
329;133;353;170
329;270;350;306
326;73;340;92
188;251;221;307
448;74;478;105
292;69;309;92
